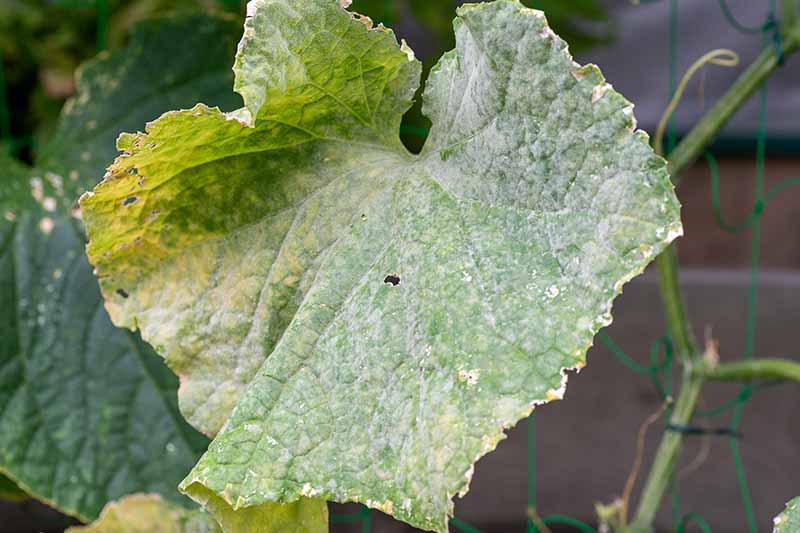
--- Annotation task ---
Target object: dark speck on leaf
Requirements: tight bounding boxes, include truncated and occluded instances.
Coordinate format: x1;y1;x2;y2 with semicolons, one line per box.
384;274;400;286
116;289;129;299
123;196;138;206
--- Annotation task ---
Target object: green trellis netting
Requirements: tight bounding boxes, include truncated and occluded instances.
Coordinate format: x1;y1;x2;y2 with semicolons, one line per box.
1;1;798;532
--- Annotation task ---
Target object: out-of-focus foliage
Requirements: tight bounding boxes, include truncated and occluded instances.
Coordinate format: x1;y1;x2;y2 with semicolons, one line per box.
525;0;614;54
350;0;614;152
0;0;244;155
352;0;611;56
1;0;612;156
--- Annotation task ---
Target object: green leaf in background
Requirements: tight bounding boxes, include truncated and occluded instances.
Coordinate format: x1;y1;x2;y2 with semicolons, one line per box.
67;493;221;533
37;13;243;207
0;204;209;521
0;0;244;148
350;0;612;58
525;0;614;54
0;473;27;502
2;0;613;157
0;152;34;215
187;485;327;533
0;160;34;514
0;12;246;524
348;0;615;152
775;497;800;533
82;0;680;531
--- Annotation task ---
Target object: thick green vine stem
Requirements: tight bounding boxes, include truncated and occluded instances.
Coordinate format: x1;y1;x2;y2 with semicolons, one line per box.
701;358;800;382
627;18;800;533
655;248;699;360
626;368;705;533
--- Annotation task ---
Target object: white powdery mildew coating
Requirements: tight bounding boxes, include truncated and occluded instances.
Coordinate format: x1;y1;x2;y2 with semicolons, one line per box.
592;83;612;103
400;39;416;62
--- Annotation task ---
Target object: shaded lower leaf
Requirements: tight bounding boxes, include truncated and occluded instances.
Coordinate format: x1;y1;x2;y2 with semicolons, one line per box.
0;207;209;521
67;493;220;533
186;484;328;533
0;153;36;216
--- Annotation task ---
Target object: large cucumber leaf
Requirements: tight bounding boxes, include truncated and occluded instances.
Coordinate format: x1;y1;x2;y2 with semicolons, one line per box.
0;14;243;523
82;0;681;531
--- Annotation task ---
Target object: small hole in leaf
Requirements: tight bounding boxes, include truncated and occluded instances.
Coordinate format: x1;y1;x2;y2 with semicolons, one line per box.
384;274;400;286
116;289;129;299
123;196;138;206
